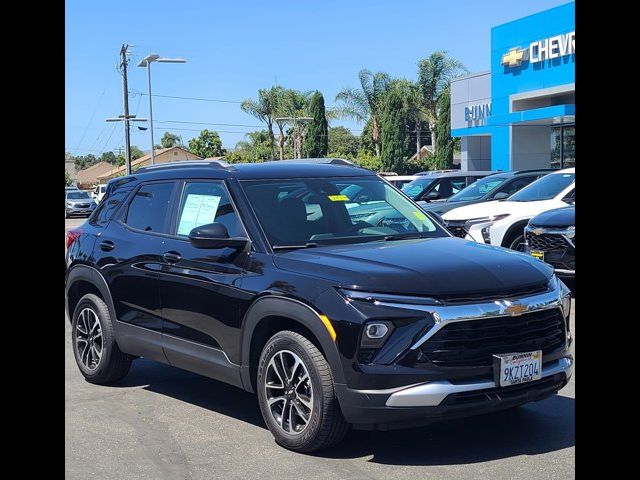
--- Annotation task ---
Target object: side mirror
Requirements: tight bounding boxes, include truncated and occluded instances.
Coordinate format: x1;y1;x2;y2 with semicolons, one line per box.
188;222;250;250
493;192;510;200
424;191;441;201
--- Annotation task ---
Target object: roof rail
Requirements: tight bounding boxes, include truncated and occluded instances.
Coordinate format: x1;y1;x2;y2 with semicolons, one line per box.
512;168;557;174
277;158;355;166
135;160;233;174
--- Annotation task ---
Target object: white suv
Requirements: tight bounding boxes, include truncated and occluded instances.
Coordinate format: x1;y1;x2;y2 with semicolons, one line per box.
442;168;575;251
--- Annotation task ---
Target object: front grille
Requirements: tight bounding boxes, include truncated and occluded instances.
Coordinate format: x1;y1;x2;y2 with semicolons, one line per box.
444;221;468;238
442;373;565;407
526;230;571;251
420;308;566;367
75;203;90;208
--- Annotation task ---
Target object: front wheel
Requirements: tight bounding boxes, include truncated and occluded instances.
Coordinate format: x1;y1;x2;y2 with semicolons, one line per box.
507;231;527;252
256;330;348;452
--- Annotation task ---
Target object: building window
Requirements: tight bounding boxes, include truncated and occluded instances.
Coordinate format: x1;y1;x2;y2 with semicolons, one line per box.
551;125;575;169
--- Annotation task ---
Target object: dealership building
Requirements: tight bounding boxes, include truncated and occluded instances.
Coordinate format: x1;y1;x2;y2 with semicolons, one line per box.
451;2;574;171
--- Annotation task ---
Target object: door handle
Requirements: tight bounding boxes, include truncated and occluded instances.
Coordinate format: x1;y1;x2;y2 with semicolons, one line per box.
163;251;182;264
99;240;114;251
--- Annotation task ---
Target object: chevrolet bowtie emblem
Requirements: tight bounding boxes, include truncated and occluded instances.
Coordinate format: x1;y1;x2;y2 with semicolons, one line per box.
531;228;545;235
501;48;525;67
495;300;528;316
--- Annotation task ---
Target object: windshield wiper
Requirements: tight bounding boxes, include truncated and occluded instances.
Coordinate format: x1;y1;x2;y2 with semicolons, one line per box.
273;242;319;251
383;233;430;241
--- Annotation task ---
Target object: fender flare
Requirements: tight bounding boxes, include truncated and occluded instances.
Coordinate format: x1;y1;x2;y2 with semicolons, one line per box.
65;265;117;327
239;295;345;393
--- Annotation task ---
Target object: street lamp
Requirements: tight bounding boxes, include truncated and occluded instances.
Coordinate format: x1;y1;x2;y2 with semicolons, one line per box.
138;53;187;164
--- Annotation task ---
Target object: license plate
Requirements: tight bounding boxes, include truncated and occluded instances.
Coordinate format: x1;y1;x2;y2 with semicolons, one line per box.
493;351;542;387
529;249;544;261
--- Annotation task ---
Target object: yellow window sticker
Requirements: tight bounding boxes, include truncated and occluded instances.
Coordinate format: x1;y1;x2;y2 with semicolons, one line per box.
413;211;427;221
328;194;350;202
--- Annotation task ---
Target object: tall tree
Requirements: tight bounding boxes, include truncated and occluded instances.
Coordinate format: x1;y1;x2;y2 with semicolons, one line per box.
328;126;360;158
379;89;411;173
275;89;311;159
226;130;273;164
417;51;467;155
188;130;226;158
334;69;391;157
241;88;277;158
160;131;182;148
304;91;328;158
430;86;455;170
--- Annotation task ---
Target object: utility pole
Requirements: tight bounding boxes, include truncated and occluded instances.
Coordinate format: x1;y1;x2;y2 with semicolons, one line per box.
120;44;132;175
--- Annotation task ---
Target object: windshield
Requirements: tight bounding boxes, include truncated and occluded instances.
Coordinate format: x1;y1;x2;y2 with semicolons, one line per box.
448;176;507;202
401;177;435;199
67;191;90;200
509;172;575;202
242;176;447;248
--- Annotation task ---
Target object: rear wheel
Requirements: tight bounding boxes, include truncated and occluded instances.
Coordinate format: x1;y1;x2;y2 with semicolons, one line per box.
71;293;132;384
257;330;348;452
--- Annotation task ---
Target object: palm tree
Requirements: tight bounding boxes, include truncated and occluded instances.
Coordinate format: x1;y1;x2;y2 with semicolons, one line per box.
334;69;391;157
274;88;311;159
241;88;278;158
417;51;467;155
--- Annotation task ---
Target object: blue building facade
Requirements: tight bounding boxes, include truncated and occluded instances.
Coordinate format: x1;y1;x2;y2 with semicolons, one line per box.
451;2;575;171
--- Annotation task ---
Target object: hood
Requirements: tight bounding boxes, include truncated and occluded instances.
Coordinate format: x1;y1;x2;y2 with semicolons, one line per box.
67;198;92;204
420;200;472;216
273;237;552;298
529;206;575;227
442;199;562;221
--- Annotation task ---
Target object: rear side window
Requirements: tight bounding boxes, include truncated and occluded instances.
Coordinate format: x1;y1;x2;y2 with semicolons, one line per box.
89;189;130;227
125;182;175;233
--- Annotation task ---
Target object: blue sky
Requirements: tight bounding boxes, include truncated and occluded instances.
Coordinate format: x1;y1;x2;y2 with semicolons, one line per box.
65;0;569;156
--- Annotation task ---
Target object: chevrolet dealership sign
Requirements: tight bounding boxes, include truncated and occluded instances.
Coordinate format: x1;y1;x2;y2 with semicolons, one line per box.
501;31;575;67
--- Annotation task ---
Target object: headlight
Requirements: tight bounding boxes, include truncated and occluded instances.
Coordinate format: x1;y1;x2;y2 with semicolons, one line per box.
66;202;73;207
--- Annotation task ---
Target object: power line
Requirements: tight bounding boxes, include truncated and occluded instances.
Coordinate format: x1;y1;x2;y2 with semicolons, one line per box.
154;119;263;128
129;89;242;104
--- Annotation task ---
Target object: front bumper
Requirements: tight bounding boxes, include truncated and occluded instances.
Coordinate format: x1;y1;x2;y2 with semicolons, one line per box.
337;356;572;429
66;207;94;216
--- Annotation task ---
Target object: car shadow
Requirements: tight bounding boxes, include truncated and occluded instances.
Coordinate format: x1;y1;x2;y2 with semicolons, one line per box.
112;359;574;465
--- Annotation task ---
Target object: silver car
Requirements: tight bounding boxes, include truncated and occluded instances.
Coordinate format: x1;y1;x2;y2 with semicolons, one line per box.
65;190;97;218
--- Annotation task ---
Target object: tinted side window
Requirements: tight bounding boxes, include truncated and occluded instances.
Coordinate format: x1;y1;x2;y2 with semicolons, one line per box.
125;182;175;233
175;182;244;237
89;188;131;227
498;176;536;196
433;178;466;197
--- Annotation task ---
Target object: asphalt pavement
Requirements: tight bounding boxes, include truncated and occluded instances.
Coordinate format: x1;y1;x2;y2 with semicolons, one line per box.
64;217;575;480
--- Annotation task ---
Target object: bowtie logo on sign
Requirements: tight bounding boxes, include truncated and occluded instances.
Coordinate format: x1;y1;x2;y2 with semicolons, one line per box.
501;31;575;68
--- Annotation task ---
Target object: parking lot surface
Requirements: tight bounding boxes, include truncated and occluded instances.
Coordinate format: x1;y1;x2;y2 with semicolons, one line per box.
65;218;574;480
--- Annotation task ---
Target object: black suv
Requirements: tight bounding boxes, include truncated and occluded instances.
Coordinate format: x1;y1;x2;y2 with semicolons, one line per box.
65;159;573;452
420;169;554;216
401;170;495;203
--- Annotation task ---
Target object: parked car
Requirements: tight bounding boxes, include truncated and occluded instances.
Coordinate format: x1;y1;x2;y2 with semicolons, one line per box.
401;170;495;203
525;205;575;278
92;184;108;203
442;168;575;251
420;169;554;216
65;158;573;452
382;175;418;190
65;190;98;218
65;186;79;192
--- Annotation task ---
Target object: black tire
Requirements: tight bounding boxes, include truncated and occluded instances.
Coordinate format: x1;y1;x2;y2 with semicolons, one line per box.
507;231;526;252
71;293;132;384
257;330;349;452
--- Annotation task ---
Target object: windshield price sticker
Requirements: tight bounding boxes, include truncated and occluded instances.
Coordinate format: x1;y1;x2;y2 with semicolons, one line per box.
328;194;350;202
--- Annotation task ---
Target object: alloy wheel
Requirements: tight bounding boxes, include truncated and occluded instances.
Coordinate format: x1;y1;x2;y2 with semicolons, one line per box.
264;350;313;435
75;307;103;371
